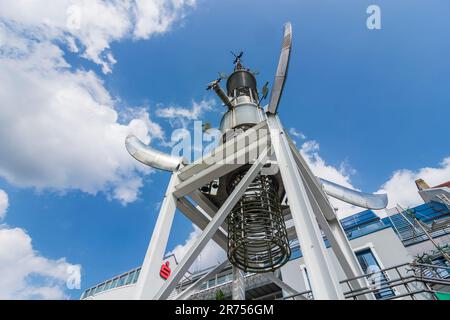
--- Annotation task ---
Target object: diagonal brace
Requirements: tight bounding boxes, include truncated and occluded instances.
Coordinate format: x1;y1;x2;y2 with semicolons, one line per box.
174;260;229;300
154;147;269;299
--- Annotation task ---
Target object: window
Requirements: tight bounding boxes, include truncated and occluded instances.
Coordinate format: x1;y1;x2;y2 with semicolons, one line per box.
111;277;119;289
133;269;141;283
125;271;135;285
207;278;215;288
97;283;105;294
81;289;89;299
355;248;395;299
216;275;228;285
117;275;127;287
104;280;112;291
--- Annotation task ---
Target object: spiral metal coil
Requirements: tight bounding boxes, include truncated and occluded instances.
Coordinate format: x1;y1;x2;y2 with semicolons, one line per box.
227;173;291;273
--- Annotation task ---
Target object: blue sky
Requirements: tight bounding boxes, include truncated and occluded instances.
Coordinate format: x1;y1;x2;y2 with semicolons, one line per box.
0;0;449;299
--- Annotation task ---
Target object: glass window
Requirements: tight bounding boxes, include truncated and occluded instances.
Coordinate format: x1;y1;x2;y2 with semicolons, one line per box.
104;281;112;291
111;277;119;289
125;271;135;285
207;278;215;288
216;275;227;285
92;286;99;295
133;269;141;283
81;290;89;299
356;249;395;299
97;283;105;294
117;275;127;287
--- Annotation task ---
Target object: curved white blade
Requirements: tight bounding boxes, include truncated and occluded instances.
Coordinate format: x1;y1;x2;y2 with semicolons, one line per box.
267;22;292;114
319;178;388;210
125;135;183;172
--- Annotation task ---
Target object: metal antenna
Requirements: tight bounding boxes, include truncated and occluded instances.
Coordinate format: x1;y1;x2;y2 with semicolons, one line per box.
231;51;244;70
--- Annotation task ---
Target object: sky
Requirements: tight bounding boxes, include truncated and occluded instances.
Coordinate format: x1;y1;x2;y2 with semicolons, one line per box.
0;0;449;299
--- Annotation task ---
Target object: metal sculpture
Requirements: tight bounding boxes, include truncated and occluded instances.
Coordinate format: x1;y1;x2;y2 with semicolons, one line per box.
125;22;388;300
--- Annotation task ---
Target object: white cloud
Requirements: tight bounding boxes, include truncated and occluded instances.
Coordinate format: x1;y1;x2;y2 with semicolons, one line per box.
167;224;226;272
0;225;81;299
299;140;362;217
0;0;196;204
289;127;306;140
156;99;216;128
299;140;450;218
377;157;450;209
0;40;162;204
0;189;8;220
0;0;195;73
133;0;195;39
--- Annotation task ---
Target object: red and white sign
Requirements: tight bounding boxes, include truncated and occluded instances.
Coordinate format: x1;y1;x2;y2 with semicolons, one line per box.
159;261;171;280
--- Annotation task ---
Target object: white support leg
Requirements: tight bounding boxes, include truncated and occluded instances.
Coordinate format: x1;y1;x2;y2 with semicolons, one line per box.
267;115;344;300
135;173;180;299
232;266;246;300
302;177;374;299
154;148;269;300
286;135;374;299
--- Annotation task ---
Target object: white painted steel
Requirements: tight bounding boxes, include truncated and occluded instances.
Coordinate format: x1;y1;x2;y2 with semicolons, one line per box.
154;148;269;299
267;115;344;299
267;22;292;114
134;173;180;299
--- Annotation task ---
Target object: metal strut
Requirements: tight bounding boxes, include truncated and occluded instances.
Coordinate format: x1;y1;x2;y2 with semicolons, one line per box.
154;147;269;299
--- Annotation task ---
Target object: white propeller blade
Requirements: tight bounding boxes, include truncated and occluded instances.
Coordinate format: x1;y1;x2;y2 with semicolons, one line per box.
267;22;292;114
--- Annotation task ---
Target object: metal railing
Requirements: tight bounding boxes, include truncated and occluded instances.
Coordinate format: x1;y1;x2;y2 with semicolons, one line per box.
279;290;314;300
280;262;450;300
340;262;450;300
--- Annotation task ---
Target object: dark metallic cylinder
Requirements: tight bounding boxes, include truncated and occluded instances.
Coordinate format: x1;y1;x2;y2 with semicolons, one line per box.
226;70;257;97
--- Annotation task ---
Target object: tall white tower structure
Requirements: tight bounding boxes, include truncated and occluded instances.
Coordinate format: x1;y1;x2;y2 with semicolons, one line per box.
125;23;388;300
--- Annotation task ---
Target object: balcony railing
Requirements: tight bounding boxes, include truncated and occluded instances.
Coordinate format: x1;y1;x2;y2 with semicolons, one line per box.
281;262;450;300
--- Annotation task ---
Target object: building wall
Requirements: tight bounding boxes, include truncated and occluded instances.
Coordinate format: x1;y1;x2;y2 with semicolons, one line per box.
406;233;450;257
280;228;412;297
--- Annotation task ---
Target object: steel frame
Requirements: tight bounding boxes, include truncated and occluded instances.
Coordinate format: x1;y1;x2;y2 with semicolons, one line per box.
135;117;372;300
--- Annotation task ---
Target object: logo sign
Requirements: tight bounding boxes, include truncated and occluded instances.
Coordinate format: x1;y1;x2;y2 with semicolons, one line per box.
160;261;171;280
